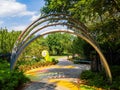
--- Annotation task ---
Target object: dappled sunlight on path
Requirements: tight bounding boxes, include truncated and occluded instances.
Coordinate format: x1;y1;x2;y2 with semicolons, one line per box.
23;58;102;90
49;79;78;90
48;79;102;90
25;63;90;81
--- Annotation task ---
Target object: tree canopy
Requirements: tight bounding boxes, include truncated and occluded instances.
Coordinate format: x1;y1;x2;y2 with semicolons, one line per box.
0;28;21;54
42;0;120;24
46;32;74;55
42;0;120;65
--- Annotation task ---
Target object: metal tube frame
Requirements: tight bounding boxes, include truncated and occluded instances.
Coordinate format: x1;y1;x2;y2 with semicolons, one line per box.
10;14;112;82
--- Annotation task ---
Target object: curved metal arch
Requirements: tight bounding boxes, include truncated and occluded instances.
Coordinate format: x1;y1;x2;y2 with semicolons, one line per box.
11;14;93;66
13;18;97;59
17;14;87;41
12;23;98;71
16;14;90;47
15;17;98;55
14;18;89;53
11;29;112;82
13;14;98;59
13;22;97;66
18;23;96;52
10;14;112;82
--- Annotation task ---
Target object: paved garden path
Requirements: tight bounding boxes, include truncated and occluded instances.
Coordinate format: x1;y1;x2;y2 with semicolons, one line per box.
23;58;90;90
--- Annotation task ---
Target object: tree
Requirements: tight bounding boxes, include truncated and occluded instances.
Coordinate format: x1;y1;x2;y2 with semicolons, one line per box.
90;18;120;65
18;36;48;62
0;28;21;61
71;37;85;58
0;28;20;54
42;0;120;65
46;32;74;55
42;0;120;23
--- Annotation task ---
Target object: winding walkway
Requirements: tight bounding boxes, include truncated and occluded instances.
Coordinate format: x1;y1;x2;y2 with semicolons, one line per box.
23;58;90;90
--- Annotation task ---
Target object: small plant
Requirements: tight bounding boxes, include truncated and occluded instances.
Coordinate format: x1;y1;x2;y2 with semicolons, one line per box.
51;58;59;64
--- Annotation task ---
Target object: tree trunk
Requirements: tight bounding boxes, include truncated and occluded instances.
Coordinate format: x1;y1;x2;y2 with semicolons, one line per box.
91;54;102;72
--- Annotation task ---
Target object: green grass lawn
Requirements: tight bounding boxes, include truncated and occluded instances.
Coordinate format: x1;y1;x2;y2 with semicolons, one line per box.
50;56;67;60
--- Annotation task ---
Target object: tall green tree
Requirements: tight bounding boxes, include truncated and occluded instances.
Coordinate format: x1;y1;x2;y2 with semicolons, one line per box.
46;32;74;55
42;0;120;65
0;28;20;54
71;37;85;58
18;36;48;62
42;0;120;23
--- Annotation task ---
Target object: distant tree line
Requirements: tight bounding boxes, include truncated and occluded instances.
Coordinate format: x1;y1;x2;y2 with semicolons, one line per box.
0;28;21;61
0;28;86;62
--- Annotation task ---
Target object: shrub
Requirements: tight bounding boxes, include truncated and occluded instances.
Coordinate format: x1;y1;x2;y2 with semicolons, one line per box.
110;66;120;89
80;70;109;88
110;65;120;77
18;58;59;72
0;59;30;90
80;70;95;80
51;58;59;64
80;68;120;89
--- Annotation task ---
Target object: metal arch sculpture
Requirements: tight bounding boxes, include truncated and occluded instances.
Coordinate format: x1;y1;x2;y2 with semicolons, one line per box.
10;14;112;82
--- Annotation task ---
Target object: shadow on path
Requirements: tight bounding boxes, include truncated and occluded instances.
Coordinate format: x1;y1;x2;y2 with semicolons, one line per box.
23;82;56;90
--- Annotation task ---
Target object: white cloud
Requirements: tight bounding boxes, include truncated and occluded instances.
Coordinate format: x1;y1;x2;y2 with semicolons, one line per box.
11;25;27;31
0;0;35;17
30;14;41;22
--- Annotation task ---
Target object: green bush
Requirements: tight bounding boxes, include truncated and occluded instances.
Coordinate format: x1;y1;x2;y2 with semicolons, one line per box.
0;60;30;90
110;65;120;77
80;70;108;88
51;58;59;64
80;70;96;79
111;76;120;90
80;68;120;89
18;58;59;72
110;66;120;89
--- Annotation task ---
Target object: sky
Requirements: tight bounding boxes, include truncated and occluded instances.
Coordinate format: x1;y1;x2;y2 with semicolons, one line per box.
0;0;45;31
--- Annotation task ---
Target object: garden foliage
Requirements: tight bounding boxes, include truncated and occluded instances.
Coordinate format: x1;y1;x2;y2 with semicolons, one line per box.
0;60;30;90
18;57;59;72
80;68;120;89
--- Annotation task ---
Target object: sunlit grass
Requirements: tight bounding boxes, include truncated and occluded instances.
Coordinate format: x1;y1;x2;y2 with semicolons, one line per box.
50;56;67;60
